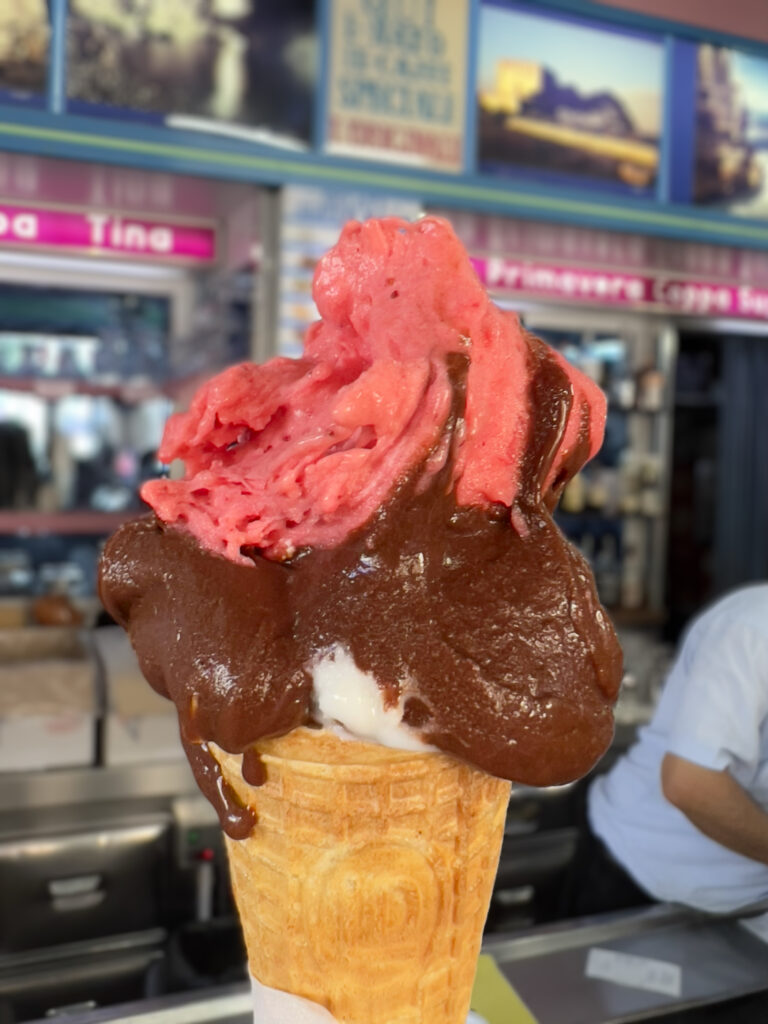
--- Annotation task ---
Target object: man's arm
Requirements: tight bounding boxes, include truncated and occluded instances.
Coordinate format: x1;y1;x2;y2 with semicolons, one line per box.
661;753;768;865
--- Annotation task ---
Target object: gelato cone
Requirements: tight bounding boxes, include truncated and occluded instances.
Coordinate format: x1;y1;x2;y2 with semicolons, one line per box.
213;727;511;1024
99;216;623;1023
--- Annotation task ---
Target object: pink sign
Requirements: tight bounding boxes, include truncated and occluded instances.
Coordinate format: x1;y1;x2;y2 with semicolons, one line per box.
474;256;652;305
654;278;768;318
472;256;768;321
0;202;216;263
440;208;768;289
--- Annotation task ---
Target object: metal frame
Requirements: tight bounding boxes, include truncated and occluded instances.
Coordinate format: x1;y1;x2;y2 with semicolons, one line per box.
519;0;768;57
0;761;197;816
0;251;195;342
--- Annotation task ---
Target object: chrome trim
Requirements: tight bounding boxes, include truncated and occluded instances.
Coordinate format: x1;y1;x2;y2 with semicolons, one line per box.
0;762;198;815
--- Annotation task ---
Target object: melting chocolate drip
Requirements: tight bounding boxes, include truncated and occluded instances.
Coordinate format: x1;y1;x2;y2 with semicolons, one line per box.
182;736;256;840
99;350;622;838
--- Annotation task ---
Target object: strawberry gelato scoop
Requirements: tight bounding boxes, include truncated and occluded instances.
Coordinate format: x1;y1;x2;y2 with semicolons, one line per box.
100;216;622;838
142;216;603;561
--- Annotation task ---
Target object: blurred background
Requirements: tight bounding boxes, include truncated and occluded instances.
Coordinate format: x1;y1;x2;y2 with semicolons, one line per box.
0;0;767;1021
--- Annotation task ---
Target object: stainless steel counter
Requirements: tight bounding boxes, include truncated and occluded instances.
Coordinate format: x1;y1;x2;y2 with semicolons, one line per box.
24;985;253;1024
22;903;768;1024
0;760;199;816
485;903;768;1023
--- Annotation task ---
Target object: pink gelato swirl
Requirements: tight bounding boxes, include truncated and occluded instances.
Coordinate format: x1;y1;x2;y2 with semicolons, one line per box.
142;216;605;562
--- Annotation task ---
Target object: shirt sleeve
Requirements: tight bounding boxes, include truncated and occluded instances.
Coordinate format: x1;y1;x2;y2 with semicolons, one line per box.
664;616;768;775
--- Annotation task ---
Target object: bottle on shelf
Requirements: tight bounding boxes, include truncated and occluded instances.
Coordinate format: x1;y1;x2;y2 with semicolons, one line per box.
609;366;637;410
594;535;621;608
621;520;648;610
636;366;666;411
32;583;84;627
579;532;595;564
560;472;586;514
618;451;643;516
638;454;663;520
586;469;608;512
587;466;620;516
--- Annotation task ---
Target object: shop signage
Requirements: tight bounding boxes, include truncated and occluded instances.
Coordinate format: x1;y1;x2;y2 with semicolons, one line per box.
0;201;216;263
324;0;469;172
472;255;768;320
476;256;649;305
439;208;768;288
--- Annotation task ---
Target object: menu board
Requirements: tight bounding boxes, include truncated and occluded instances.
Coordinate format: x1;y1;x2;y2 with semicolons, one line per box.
694;44;768;219
0;1;49;104
324;0;469;171
476;1;664;196
66;0;315;144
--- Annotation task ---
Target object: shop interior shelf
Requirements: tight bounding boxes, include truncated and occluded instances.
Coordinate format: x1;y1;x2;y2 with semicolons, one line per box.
0;375;164;401
0;511;133;535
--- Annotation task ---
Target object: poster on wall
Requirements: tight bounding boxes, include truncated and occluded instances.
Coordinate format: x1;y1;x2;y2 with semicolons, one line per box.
324;0;469;172
66;0;316;146
694;44;768;218
476;2;664;196
0;2;49;105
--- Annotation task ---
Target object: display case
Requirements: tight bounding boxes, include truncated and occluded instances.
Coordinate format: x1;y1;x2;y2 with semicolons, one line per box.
518;309;676;628
0;235;262;611
0;272;180;608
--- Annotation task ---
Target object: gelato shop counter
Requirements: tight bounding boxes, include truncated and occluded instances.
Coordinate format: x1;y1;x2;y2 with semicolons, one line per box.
482;903;768;1023
21;903;768;1024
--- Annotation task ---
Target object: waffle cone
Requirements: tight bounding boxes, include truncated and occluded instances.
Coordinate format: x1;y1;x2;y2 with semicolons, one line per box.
213;727;511;1024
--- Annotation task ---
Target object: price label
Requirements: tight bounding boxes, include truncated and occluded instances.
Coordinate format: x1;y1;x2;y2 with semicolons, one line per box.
586;947;682;997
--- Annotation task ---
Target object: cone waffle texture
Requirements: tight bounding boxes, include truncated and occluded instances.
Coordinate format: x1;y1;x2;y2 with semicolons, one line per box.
213;727;511;1024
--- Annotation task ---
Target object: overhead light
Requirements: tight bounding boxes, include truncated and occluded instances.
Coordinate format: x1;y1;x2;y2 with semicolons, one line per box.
0;249;187;280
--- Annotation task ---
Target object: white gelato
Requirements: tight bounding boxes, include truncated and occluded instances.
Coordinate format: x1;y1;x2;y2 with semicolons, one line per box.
311;644;436;753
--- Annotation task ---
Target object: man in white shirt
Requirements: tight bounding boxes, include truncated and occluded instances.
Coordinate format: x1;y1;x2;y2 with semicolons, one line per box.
566;584;768;916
